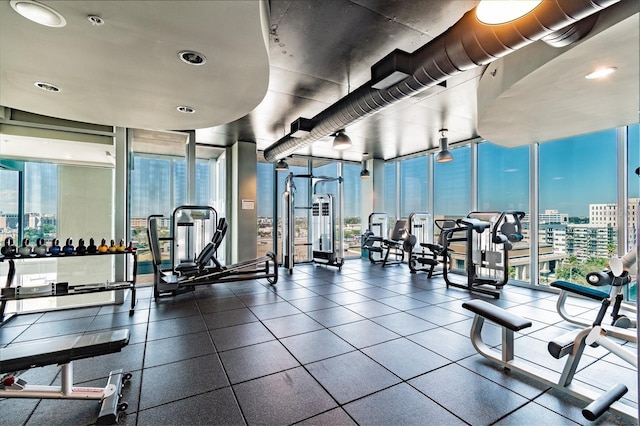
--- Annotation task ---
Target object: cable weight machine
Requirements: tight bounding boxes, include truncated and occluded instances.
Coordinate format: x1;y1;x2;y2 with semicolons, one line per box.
282;173;345;273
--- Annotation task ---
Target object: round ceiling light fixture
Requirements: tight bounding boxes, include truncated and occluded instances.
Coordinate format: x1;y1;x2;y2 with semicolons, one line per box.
476;0;542;25
10;0;66;27
177;105;195;114
179;51;207;66
34;81;60;92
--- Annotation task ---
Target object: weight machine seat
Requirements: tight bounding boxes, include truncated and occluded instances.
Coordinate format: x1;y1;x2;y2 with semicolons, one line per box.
1;329;130;374
381;220;408;267
462;300;532;331
550;280;610;301
175;218;229;273
457;217;490;233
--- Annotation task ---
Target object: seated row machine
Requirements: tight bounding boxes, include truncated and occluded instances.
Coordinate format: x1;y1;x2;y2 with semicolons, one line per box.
147;208;277;300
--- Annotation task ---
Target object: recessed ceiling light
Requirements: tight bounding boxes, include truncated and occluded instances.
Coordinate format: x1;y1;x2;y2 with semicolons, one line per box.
34;81;60;92
177;106;195;114
179;51;207;66
585;67;617;80
476;0;542;25
10;0;66;27
87;15;104;26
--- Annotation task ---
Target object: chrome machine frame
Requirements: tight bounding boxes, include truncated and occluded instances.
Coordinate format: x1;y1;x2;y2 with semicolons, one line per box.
282;173;344;273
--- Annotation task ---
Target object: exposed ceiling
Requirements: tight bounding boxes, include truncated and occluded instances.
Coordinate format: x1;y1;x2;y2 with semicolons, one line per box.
0;0;638;165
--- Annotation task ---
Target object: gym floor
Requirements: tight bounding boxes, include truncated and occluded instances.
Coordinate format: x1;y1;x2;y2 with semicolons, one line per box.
0;259;637;425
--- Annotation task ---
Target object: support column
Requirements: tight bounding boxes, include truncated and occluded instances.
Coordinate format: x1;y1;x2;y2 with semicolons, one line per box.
229;141;258;263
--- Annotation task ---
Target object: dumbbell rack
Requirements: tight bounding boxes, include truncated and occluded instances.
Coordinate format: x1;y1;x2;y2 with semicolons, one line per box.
0;251;137;326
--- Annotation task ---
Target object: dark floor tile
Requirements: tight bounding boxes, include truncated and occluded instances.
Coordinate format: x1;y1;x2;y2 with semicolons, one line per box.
330;319;399;348
87;309;149;331
343;299;399;318
36;306;101;323
306;351;401;404
262;313;324;338
146;314;207;340
234;366;337;425
408;326;478;361
406;304;470;326
209;321;274;351
219;340;300;384
371;311;437;336
353;287;400;299
362;338;450;380
376;294;429;311
409;363;528;425
324;291;371;305
248;300;301;320
139;353;229;409
287;295;339;312
271;287;319;301
149;297;201;321
196;295;247;313
202;307;258;329
144;331;215;367
280;328;355;364
296;407;356;425
344;382;466;426
14;316;94;342
493;400;580;425
137;386;244;426
305;306;364;328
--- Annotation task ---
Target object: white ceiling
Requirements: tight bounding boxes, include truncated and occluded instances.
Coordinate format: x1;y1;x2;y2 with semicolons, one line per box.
0;0;638;164
0;0;270;130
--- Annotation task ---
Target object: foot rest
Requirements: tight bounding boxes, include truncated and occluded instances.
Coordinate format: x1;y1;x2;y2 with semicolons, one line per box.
462;300;532;331
548;328;582;359
550;281;609;301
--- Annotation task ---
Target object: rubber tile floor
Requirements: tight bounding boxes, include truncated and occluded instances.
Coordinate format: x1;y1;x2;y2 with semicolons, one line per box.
0;259;637;425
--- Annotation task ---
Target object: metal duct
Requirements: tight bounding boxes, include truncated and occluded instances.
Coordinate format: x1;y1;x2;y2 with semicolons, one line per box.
263;0;619;163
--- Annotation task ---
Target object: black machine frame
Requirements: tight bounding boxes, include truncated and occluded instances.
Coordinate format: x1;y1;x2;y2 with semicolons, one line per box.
441;211;525;298
146;206;277;300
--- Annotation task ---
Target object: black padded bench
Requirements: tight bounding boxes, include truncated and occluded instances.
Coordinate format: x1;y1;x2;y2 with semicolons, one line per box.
550;280;609;301
0;329;131;425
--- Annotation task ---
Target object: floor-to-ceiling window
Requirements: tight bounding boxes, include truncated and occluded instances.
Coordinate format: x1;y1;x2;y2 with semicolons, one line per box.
399;155;428;219
538;129;618;286
257;156;275;257
477;142;530;282
626;123;639;301
342;162;363;257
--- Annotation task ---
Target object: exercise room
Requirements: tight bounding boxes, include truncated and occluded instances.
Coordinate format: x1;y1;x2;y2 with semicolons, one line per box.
1;0;639;424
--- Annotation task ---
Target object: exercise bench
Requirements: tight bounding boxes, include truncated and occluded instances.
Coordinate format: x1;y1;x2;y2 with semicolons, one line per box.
0;329;131;425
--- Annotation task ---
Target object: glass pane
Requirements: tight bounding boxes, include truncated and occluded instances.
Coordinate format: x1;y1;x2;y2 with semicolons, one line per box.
24;162;58;241
538;129;617;287
384;162;396;220
0;168;20;243
257;161;274;256
627;123;640;302
400;156;428;219
478;142;530;283
342;163;362;258
129;155;173;272
434;145;471;220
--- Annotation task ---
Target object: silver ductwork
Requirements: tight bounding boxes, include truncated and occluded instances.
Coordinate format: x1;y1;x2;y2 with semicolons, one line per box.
263;0;618;163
